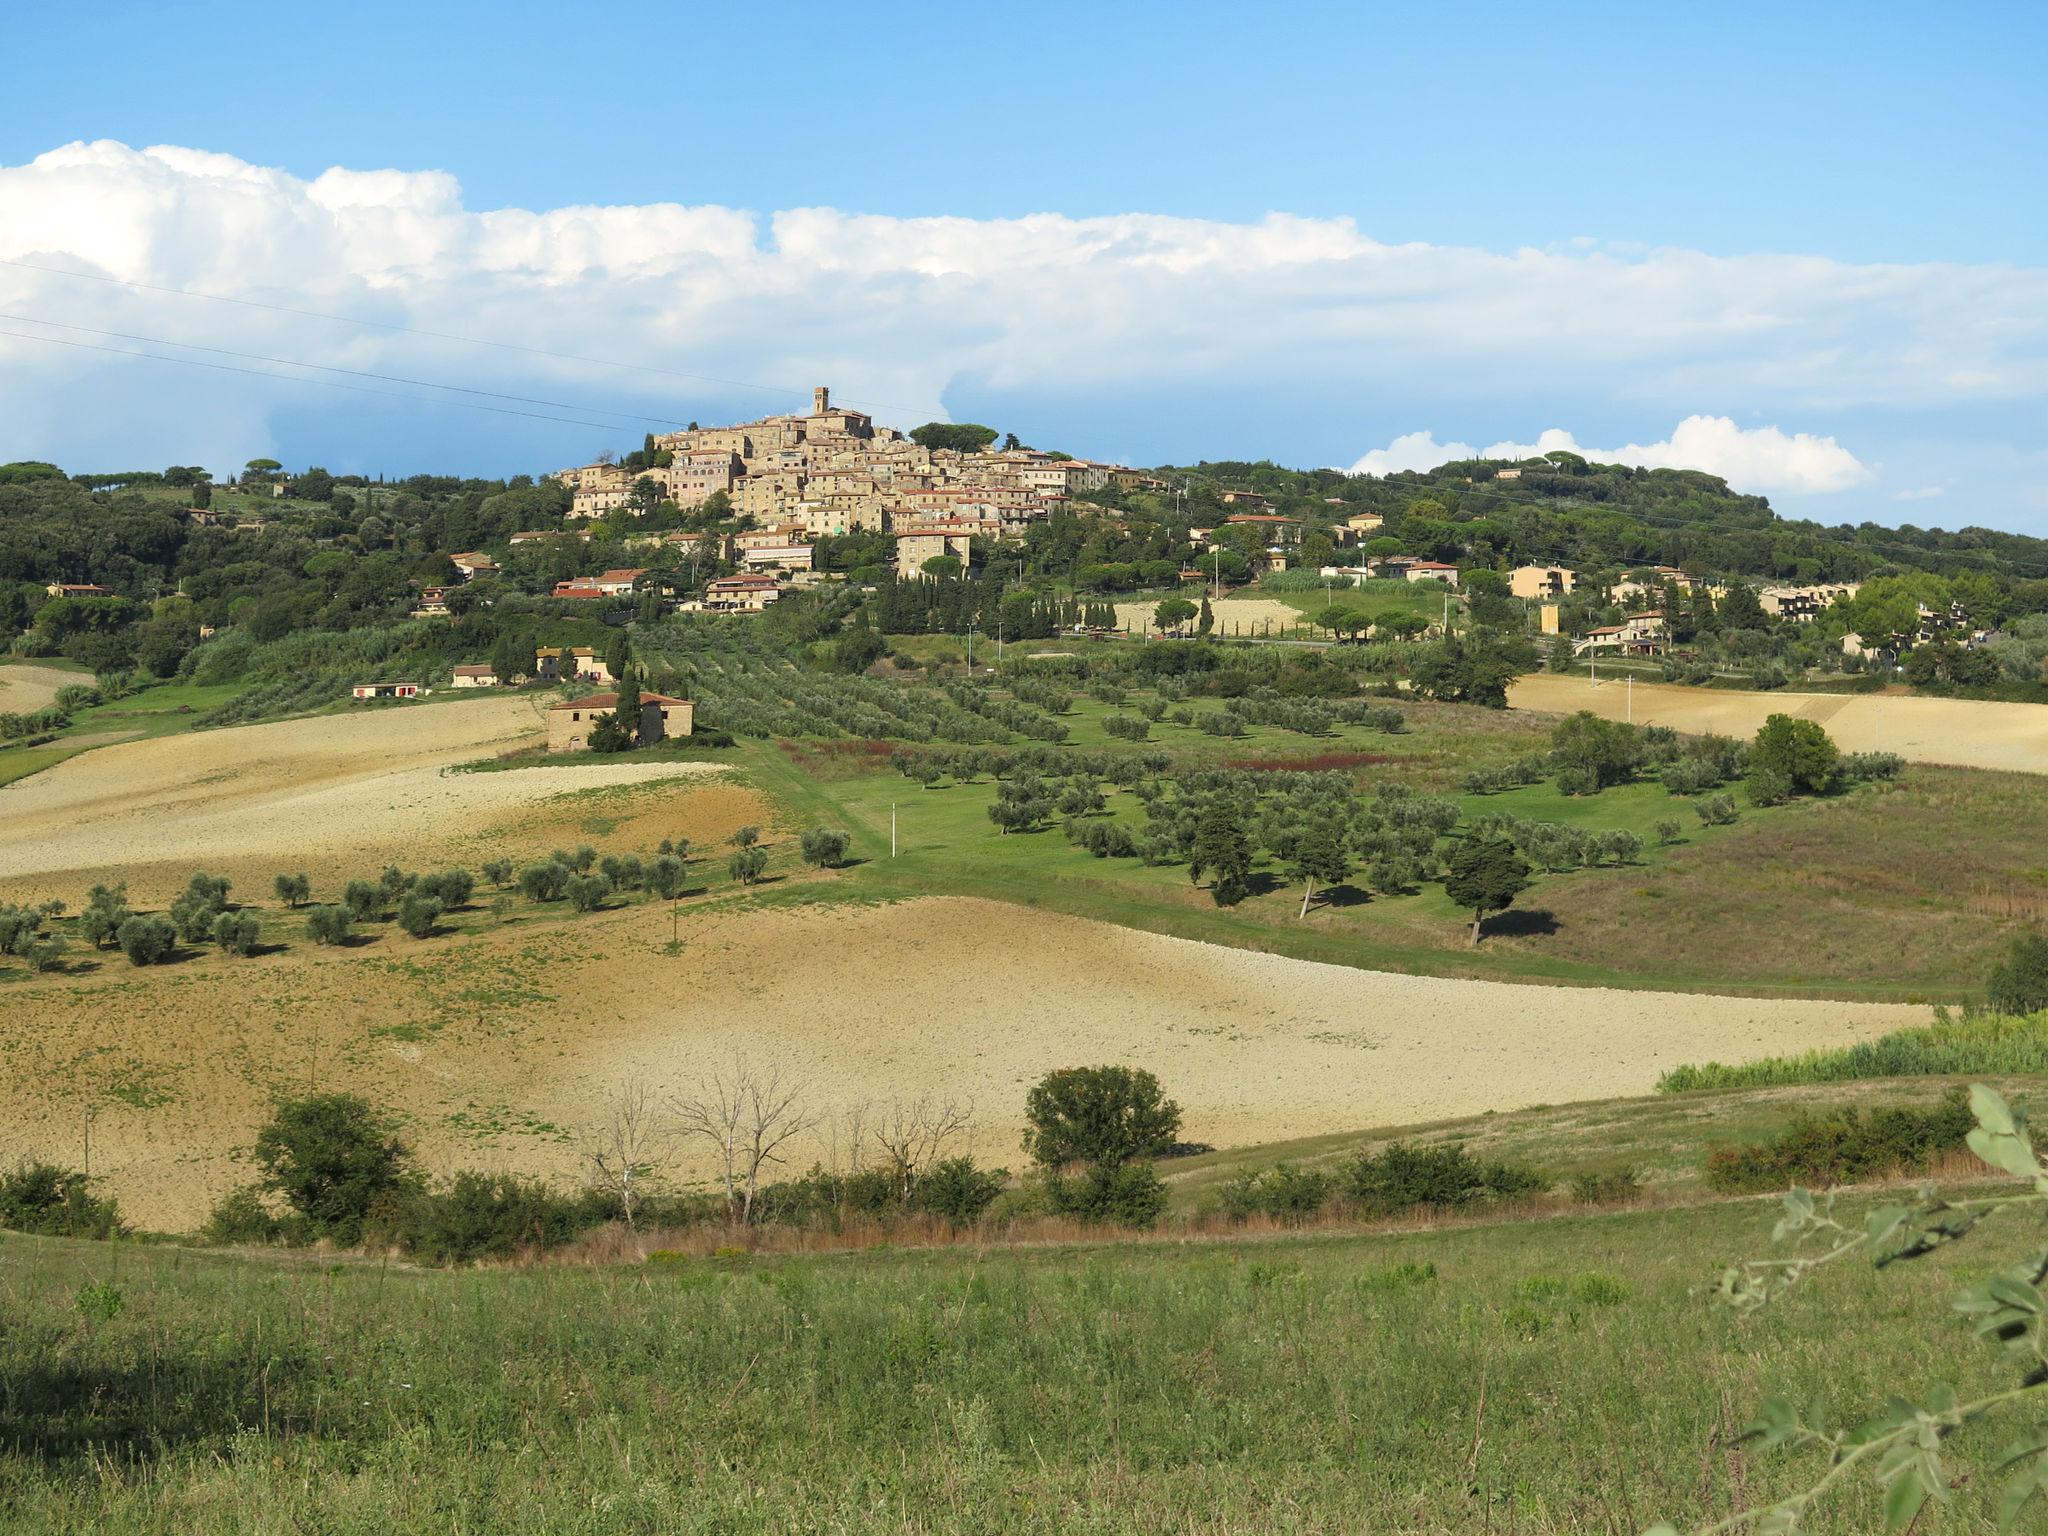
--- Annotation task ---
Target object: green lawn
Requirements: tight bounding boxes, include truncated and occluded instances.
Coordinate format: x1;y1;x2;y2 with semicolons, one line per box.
0;1182;2024;1534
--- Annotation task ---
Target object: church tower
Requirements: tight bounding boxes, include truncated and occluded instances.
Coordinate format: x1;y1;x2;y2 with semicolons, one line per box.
813;385;830;415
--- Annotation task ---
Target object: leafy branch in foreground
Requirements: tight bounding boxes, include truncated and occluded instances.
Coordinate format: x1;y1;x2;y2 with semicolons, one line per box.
1647;1084;2048;1534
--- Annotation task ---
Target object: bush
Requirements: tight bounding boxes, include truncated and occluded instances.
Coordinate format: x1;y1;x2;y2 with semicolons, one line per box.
910;1157;1006;1225
396;893;444;938
399;1172;596;1264
1694;793;1738;826
518;862;568;901
727;847;768;885
1702;1091;1974;1193
1839;750;1906;784
481;858;514;887
1751;712;1838;795
273;872;311;907
565;874;612;912
1102;714;1151;741
1746;762;1792;806
116;915;177;966
306;905;352;945
342;879;382;921
1219;1163;1336;1224
1568;1167;1643;1204
1660;1009;2048;1093
201;1183;286;1245
1046;1161;1169;1227
799;827;851;868
1653;818;1682;845
251;1093;415;1244
1989;932;2048;1016
215;909;261;955
419;868;475;910
1345;1142;1549;1214
0;1160;124;1238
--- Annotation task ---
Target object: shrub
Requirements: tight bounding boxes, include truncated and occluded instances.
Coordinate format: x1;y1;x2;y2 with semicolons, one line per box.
1046;1161;1168;1227
167;890;216;943
799;827;851;868
1746;762;1792;806
251;1093;415;1244
1751;712;1838;795
518;862;569;902
1568;1167;1643;1204
1694;793;1738;826
273;872;311;907
342;879;382;921
910;1157;1006;1225
396;893;444;938
215;909;262;956
1344;1142;1549;1214
1102;714;1150;741
1989;932;2048;1016
305;905;352;945
1661;756;1723;795
0;1160;124;1238
565;874;611;912
481;858;514;887
1219;1163;1335;1224
1839;750;1906;783
1659;1009;2048;1093
418;868;474;910
1701;1091;1973;1193
116;915;177;966
1653;818;1682;845
399;1172;595;1264
727;847;768;885
201;1183;286;1245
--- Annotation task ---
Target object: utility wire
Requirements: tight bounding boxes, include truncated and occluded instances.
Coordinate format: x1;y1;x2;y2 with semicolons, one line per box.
0;255;931;417
0;327;635;434
0;311;691;428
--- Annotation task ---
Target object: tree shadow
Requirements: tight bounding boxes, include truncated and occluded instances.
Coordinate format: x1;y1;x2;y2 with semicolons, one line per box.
1245;871;1287;899
1484;908;1561;939
0;1345;324;1465
1314;882;1375;910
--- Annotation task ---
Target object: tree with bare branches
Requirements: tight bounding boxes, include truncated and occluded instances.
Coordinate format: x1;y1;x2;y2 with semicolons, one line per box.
668;1059;815;1224
584;1080;672;1230
871;1096;974;1202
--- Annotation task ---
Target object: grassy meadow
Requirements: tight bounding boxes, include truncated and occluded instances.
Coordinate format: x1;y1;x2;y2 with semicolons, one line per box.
0;1185;2027;1535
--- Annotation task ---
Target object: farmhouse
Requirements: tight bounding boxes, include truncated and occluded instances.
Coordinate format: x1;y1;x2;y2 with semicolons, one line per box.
412;585;454;617
350;682;421;700
450;665;499;688
44;582;115;598
450;552;499;580
1222;513;1302;548
547;692;695;753
1576;612;1669;656
534;646;615;685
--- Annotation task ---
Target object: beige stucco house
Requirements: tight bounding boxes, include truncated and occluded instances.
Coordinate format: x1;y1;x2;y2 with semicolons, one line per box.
547;692;695;753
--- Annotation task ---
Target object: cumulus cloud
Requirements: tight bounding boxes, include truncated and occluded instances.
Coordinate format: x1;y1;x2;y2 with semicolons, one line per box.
0;139;2044;481
1350;416;1870;495
1891;484;1947;501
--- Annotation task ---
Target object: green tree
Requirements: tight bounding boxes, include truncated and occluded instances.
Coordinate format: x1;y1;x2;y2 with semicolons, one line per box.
1443;835;1532;947
728;846;768;885
1288;820;1351;919
273;872;311;908
1989;931;2048;1015
251;1093;414;1244
908;422;999;453
1152;596;1198;633
1750;713;1838;795
1023;1065;1181;1170
306;906;351;945
799;827;851;868
1188;800;1254;906
396;893;443;938
1549;710;1643;795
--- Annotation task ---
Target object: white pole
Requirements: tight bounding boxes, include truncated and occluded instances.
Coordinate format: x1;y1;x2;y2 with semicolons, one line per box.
891;804;897;859
1627;673;1633;723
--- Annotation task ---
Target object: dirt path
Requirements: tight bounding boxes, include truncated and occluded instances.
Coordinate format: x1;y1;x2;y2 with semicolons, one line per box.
0;697;731;902
0;662;84;713
0;895;1922;1230
1510;674;2048;774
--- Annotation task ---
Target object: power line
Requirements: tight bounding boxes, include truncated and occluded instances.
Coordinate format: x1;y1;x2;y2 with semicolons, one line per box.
0;311;693;429
0;327;637;434
0;255;932;417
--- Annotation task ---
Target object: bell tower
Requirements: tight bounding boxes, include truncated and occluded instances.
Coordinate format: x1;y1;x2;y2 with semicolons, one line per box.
813;385;830;415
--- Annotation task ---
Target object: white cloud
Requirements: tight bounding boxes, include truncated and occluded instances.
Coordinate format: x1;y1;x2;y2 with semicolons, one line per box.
1891;484;1947;501
1344;430;1476;477
0;139;2044;481
1482;416;1871;494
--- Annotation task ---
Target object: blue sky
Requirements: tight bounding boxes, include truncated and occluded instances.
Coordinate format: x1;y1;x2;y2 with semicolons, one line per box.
4;0;2046;529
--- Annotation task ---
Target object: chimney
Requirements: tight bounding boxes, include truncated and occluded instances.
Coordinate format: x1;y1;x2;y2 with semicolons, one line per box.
813;385;829;415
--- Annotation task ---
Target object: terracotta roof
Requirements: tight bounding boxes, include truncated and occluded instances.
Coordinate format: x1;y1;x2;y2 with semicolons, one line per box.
452;665;496;676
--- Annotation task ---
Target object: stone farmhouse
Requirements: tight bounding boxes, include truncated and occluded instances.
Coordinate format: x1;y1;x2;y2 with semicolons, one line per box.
547;692;695;753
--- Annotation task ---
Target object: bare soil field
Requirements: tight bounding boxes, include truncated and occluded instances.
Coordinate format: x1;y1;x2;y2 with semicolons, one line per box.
0;696;742;903
0;895;1921;1230
1510;673;2048;774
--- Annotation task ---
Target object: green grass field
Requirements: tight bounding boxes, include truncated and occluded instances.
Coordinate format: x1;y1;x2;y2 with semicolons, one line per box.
0;1177;2024;1534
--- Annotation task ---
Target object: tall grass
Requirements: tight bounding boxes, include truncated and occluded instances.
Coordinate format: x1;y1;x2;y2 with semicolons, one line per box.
0;1196;2014;1533
1658;1009;2048;1093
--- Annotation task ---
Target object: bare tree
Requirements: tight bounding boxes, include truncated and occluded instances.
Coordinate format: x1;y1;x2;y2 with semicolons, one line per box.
872;1096;974;1201
584;1080;672;1230
668;1059;816;1224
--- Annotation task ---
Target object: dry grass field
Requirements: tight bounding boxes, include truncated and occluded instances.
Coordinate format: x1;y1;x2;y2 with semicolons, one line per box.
1;892;1921;1230
1112;596;1308;632
0;661;79;713
1510;672;2048;773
